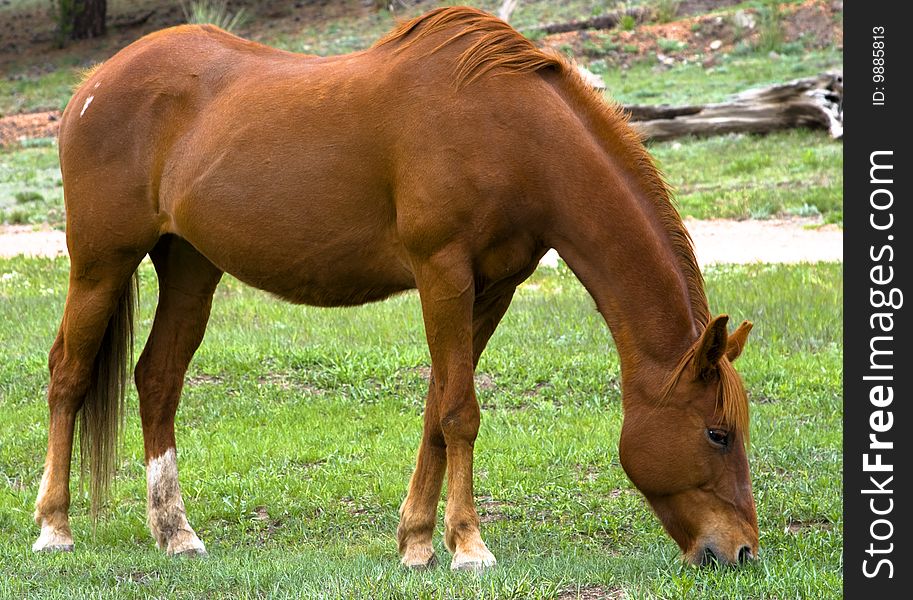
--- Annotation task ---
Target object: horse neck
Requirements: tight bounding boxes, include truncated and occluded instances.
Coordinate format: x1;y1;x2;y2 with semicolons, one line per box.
548;159;706;390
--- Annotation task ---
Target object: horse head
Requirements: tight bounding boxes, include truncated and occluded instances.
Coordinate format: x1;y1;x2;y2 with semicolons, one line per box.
619;316;758;565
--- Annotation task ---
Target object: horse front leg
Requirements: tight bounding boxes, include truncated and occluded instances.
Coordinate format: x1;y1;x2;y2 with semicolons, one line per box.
404;251;495;571
397;378;446;568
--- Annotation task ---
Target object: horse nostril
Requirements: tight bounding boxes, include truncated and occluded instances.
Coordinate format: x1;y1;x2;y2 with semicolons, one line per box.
700;547;717;566
738;545;753;563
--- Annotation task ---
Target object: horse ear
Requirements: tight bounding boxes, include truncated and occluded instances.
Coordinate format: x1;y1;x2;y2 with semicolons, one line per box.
694;315;729;373
725;320;753;362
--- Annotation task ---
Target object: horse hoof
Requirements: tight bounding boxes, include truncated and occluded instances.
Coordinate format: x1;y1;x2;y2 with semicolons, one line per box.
33;543;74;553
173;547;208;558
165;531;207;557
400;543;438;569
451;550;497;572
402;552;438;570
32;526;74;553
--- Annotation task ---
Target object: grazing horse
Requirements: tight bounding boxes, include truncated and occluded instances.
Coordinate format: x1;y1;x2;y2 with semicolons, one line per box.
33;7;758;569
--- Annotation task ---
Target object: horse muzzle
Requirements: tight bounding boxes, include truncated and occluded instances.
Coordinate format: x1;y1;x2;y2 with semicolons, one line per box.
687;539;759;566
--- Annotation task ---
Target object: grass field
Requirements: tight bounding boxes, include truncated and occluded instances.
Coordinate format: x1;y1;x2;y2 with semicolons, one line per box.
0;258;842;598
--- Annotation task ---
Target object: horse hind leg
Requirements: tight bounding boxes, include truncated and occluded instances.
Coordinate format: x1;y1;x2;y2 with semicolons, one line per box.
135;236;222;556
33;257;144;552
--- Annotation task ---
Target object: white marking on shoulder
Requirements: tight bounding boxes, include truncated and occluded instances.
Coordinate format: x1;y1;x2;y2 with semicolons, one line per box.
80;95;94;117
94;81;101;89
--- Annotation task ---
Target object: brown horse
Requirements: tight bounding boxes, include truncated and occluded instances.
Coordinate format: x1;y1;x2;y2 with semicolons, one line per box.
33;7;758;569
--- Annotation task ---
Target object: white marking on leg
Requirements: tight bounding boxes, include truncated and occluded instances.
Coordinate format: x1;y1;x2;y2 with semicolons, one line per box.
33;519;74;552
451;543;497;571
146;448;206;556
35;467;50;507
32;467;74;552
79;95;94;117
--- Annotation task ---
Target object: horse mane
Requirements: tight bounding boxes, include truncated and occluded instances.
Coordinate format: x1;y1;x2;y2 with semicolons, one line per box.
75;62;104;89
551;72;710;331
660;345;750;445
376;8;709;331
376;7;710;336
373;6;567;87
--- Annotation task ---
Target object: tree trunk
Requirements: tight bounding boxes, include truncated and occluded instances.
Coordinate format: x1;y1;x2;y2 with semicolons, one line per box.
58;0;107;43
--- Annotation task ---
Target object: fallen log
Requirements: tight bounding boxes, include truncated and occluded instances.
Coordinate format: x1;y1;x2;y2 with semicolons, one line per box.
535;7;651;34
624;72;843;141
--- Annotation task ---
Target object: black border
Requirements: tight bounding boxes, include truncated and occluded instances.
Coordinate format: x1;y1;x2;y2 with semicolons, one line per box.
844;3;909;596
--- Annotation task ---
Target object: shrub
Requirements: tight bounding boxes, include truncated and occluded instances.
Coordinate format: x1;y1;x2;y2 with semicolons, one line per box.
3;208;32;225
653;0;680;24
15;191;44;204
181;1;248;32
757;0;786;52
657;37;685;52
618;14;636;31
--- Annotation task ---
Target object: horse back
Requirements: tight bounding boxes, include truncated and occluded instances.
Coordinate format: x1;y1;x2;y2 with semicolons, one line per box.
60;18;582;305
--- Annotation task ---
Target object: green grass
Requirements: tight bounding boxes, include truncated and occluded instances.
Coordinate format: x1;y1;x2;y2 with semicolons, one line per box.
594;48;842;106
0;68;80;117
651;129;843;224
0;259;841;598
0;142;64;226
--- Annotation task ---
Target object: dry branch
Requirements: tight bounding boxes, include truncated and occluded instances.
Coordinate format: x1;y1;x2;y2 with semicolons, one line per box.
498;0;520;23
625;72;843;141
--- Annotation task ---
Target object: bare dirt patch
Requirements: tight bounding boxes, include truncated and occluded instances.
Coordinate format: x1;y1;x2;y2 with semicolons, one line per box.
540;0;842;68
538;217;842;268
0;224;66;258
0;110;61;147
0;1;366;73
686;217;842;266
576;463;601;483
785;517;833;534
524;381;552;397
185;373;225;387
478;495;513;523
257;371;324;394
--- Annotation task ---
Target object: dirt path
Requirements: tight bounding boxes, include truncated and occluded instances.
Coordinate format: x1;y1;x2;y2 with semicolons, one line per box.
1;218;841;265
0;225;67;258
539;217;842;267
685;217;842;266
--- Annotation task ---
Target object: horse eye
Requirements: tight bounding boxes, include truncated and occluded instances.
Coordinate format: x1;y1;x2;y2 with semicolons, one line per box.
706;428;730;447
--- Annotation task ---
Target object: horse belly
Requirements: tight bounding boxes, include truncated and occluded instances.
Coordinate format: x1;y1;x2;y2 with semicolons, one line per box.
194;224;416;306
171;181;415;306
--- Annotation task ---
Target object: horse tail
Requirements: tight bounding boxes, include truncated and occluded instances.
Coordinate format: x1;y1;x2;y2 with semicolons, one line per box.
79;272;139;521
